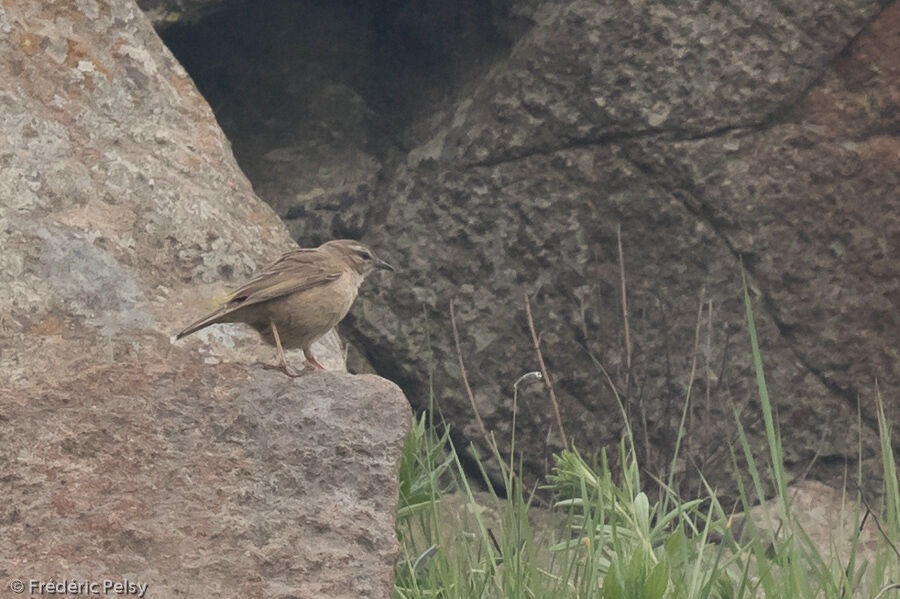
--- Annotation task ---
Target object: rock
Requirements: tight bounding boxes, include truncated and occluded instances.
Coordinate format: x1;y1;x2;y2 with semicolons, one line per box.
351;0;897;498
434;0;882;165
1;367;409;599
153;0;897;502
0;0;308;383
0;2;408;597
740;479;879;565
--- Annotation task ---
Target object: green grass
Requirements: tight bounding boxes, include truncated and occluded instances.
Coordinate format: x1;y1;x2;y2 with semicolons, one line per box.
394;278;900;598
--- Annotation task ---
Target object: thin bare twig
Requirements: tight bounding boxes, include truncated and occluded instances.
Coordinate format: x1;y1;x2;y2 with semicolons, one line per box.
575;282;649;465
524;293;569;450
685;288;706;443
510;371;541;482
617;225;650;465
616;224;633;392
790;425;829;488
860;491;900;562
449;299;489;444
705;298;713;423
873;584;900;599
669;291;705;481
487;527;503;558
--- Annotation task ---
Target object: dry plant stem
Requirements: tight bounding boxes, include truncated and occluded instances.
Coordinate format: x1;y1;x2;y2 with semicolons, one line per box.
616;224;633;392
684;290;706;446
512;371;542;478
639;383;652;471
524;293;569;450
874;584;900;599
705;299;713;422
790;425;828;489
449;299;490;444
577;309;643;458
617;225;650;465
860;492;900;562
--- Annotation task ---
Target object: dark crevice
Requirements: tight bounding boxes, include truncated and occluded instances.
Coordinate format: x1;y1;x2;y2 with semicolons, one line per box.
462;123;756;169
615;145;883;442
461;102;827;169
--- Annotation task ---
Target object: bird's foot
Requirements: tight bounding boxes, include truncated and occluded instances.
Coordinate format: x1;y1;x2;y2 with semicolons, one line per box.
260;361;305;378
304;356;326;371
280;364;304;378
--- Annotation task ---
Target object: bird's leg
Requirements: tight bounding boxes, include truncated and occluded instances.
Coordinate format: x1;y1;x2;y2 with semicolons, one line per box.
269;320;301;378
302;345;326;371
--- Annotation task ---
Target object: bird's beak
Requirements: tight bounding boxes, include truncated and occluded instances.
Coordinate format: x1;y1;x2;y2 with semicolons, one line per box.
375;257;395;272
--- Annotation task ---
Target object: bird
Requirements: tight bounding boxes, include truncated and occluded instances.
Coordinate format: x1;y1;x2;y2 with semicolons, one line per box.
176;239;394;376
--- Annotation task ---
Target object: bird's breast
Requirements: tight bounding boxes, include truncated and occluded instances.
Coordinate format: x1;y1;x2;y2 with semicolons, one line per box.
266;270;362;344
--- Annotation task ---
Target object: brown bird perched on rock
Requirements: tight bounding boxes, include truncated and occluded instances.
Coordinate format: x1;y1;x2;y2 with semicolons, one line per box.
176;239;393;376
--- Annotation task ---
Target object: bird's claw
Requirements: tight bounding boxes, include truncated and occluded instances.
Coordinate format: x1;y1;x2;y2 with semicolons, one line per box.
259;361;304;378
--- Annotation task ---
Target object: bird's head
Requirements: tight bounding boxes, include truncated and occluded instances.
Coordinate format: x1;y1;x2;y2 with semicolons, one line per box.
322;239;395;277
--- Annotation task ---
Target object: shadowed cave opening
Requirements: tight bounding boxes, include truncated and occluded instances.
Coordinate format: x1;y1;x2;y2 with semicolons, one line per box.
160;0;517;240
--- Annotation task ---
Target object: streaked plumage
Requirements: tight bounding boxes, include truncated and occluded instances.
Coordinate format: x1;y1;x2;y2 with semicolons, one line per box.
177;240;393;375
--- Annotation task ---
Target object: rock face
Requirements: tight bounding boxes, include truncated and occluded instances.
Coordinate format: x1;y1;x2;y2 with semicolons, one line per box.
362;0;898;494
0;2;409;597
2;369;409;599
158;0;897;501
743;479;879;566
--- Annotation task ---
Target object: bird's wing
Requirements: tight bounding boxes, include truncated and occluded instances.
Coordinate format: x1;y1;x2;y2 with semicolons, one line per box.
175;249;343;339
223;249;342;310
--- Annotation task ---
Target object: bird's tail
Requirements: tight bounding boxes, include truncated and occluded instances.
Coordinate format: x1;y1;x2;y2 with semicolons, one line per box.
175;306;233;340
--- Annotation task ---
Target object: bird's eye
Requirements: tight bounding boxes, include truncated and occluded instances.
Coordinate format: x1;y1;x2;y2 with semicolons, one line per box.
350;244;373;260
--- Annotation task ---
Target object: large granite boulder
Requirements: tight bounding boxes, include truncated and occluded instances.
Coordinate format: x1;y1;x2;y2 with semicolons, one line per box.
0;2;409;597
2;369;409;598
152;0;897;500
355;0;898;494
